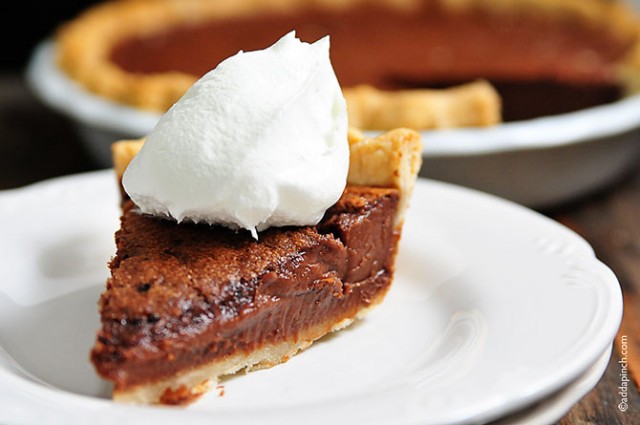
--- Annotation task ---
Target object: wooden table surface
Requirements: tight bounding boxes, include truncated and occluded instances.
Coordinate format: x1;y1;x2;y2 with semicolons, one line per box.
1;74;638;424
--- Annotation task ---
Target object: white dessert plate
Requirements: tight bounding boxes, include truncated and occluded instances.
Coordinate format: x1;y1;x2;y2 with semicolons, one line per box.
26;40;640;209
0;172;622;425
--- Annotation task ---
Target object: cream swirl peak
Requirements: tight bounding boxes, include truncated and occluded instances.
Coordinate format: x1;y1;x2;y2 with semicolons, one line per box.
123;32;349;238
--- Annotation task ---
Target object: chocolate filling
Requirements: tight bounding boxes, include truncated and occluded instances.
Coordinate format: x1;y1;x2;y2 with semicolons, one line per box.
91;186;400;390
111;2;631;121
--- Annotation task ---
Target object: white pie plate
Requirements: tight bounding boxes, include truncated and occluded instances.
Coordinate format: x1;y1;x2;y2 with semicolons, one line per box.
26;40;640;209
0;171;622;425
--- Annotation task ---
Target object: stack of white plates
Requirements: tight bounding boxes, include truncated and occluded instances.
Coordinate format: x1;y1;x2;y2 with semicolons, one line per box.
0;172;622;425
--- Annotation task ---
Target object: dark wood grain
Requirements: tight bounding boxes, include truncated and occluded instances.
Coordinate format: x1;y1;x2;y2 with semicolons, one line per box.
1;74;638;424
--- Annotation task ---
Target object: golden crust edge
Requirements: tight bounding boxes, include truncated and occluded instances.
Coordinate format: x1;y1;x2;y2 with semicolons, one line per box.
345;80;501;129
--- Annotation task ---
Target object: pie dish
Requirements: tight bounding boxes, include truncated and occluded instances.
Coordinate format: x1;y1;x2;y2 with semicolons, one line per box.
93;128;422;404
54;0;640;129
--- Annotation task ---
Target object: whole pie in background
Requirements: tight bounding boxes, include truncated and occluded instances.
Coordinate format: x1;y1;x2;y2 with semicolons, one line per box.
55;0;640;130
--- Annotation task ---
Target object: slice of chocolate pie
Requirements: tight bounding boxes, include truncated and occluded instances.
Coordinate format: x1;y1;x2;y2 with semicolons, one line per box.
94;128;421;405
91;34;422;405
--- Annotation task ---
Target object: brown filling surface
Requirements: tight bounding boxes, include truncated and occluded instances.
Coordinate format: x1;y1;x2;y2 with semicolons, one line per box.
91;185;400;390
111;2;631;121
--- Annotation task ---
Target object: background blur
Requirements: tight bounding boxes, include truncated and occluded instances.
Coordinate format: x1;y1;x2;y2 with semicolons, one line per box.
1;1;104;189
4;0;640;72
4;1;102;72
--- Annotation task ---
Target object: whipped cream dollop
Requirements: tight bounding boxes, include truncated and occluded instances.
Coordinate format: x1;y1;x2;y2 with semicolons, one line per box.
123;32;349;238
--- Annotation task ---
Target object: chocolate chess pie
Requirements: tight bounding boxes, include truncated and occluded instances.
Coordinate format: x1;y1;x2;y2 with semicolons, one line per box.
93;128;422;405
